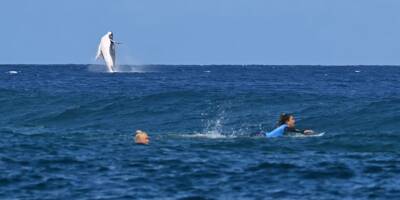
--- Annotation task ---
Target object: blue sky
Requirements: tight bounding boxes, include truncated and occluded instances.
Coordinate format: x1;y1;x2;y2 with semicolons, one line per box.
1;0;400;65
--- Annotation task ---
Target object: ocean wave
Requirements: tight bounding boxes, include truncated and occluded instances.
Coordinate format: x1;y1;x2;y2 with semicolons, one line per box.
2;65;400;199
0;87;398;138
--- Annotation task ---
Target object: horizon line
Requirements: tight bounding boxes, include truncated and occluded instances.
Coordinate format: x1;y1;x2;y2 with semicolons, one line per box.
0;64;400;67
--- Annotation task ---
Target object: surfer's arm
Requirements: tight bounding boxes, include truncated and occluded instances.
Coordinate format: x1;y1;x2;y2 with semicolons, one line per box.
285;127;306;134
288;127;315;135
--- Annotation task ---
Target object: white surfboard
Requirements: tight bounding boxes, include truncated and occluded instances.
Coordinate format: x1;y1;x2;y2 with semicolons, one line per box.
288;132;325;138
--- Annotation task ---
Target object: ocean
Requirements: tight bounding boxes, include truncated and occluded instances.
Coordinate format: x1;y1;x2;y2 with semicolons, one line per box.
0;65;399;199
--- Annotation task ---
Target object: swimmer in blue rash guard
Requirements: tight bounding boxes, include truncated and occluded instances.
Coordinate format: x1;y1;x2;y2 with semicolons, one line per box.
266;113;313;138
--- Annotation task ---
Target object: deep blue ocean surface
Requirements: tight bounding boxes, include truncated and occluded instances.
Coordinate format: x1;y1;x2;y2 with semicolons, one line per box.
0;65;399;199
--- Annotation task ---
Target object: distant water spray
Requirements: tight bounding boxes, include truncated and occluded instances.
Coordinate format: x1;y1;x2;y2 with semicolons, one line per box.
87;64;109;73
114;65;148;73
87;64;149;73
113;44;149;73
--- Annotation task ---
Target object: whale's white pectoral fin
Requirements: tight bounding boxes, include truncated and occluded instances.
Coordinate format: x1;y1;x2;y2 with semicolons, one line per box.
95;44;102;60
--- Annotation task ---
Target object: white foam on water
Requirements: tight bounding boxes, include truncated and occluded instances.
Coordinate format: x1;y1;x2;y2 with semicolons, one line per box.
181;112;236;139
114;65;149;73
6;71;18;74
87;64;109;73
88;64;152;73
184;119;230;139
182;131;233;139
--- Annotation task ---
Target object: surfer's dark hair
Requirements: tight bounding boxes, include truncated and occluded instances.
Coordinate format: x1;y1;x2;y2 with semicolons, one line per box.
277;113;293;126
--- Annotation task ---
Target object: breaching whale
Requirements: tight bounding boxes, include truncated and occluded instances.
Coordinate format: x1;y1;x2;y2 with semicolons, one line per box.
96;32;117;72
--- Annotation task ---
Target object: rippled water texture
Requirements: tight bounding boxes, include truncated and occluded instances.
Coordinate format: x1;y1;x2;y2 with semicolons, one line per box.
0;65;399;199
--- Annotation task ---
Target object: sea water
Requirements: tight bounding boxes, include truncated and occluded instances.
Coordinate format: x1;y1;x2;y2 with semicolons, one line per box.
0;65;399;199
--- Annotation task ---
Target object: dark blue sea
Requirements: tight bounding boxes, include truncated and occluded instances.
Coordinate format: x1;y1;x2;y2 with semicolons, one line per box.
0;65;399;199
